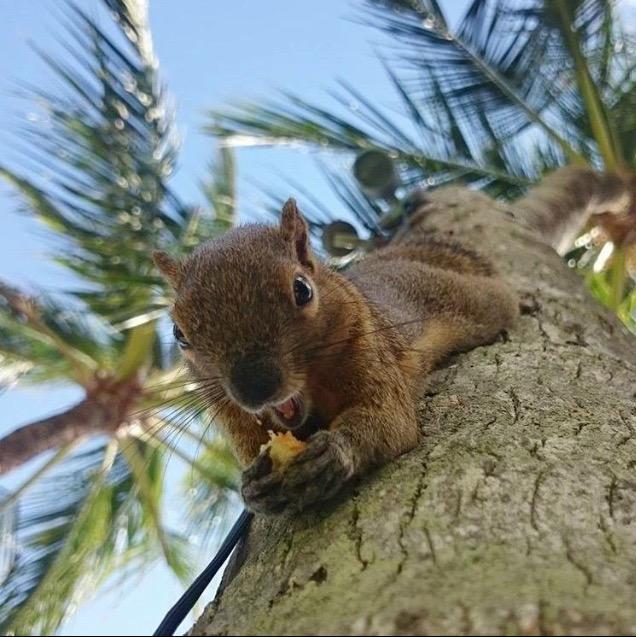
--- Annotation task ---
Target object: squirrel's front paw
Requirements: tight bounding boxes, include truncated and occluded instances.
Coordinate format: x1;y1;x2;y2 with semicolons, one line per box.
240;449;286;515
241;430;355;515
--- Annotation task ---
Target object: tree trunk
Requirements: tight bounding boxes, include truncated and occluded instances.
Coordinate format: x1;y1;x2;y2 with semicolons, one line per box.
0;379;140;475
192;186;636;636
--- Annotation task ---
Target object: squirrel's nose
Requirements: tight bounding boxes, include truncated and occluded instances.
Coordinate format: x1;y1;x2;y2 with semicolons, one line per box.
229;353;282;408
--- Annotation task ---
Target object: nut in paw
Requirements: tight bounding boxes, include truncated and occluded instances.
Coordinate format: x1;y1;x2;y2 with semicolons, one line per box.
241;430;355;515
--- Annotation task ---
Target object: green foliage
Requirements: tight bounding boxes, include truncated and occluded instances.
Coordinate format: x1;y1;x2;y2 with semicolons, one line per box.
201;147;237;233
2;1;635;633
0;4;193;324
0;1;240;633
183;438;240;549
1;442;161;634
209;0;635;331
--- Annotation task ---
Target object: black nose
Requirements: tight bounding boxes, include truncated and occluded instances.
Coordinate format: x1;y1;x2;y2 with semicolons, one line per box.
229;353;282;408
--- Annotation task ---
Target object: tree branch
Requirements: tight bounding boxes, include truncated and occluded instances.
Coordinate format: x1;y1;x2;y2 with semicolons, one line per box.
194;185;636;636
0;378;141;475
0;400;102;476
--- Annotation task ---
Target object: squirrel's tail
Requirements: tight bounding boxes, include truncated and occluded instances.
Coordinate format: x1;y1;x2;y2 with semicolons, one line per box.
515;166;634;255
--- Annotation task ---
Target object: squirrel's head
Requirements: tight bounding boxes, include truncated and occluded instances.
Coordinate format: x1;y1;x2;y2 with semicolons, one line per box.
154;199;330;430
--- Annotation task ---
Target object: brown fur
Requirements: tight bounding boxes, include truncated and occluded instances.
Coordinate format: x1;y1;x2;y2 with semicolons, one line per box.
154;198;517;514
515;166;634;254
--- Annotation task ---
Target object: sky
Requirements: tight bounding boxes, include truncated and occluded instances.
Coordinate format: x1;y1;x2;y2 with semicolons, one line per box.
20;0;636;634
1;0;635;635
0;1;471;634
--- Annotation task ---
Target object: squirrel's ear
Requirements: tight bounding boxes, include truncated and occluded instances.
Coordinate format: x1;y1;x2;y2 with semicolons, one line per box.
153;250;183;288
281;198;313;268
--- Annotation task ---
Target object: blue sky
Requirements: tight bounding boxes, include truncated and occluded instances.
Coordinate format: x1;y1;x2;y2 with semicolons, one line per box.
2;0;635;635
0;0;498;634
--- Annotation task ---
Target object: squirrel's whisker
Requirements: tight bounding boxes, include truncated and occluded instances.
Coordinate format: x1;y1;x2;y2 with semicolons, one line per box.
298;315;426;361
151;186;532;513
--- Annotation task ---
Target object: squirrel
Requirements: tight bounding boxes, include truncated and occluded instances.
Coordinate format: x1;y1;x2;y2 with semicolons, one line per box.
153;165;633;515
153;192;517;514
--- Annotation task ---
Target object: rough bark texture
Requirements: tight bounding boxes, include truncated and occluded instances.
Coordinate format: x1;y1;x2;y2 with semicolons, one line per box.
192;187;636;636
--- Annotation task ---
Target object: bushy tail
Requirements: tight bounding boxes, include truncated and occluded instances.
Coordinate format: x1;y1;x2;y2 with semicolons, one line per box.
515;166;634;255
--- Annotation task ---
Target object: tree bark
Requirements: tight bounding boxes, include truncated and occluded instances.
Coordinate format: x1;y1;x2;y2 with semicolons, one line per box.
192;186;636;636
0;401;102;475
0;379;140;475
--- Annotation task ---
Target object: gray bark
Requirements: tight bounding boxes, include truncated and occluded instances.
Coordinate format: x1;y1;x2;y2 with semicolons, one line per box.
192;187;636;636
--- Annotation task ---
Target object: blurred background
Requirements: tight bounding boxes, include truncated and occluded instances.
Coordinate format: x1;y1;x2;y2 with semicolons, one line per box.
0;1;634;635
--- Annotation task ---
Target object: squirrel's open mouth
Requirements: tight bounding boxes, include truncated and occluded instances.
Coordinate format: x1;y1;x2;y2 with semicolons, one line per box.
270;393;305;430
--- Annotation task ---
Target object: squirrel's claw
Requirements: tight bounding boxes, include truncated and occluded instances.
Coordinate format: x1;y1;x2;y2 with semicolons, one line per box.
241;468;285;514
242;448;273;482
284;431;352;487
241;430;355;515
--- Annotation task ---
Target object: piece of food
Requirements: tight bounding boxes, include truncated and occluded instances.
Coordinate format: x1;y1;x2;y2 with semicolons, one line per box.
264;431;307;470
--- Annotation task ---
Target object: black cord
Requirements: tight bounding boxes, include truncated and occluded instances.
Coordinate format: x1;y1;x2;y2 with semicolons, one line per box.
153;508;253;636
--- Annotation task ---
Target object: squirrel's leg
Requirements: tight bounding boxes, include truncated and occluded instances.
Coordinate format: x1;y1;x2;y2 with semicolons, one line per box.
428;275;518;352
242;382;419;514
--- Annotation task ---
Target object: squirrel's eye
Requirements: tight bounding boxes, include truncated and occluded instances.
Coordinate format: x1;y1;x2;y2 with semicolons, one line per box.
403;198;416;215
293;275;313;307
173;323;190;349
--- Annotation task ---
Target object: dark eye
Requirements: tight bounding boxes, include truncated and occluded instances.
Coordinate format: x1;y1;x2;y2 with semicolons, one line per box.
403;198;416;215
173;323;190;349
293;275;313;307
